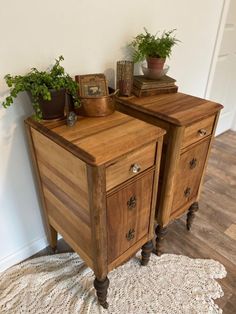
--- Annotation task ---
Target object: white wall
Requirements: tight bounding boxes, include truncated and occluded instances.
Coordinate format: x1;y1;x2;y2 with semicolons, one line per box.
0;0;224;272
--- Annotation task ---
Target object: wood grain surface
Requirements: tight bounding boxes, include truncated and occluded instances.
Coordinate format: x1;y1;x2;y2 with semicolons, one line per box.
27;130;236;314
106;141;156;190
30;127;93;268
25;111;165;166
107;170;154;263
115;93;222;229
171;138;210;214
182;115;215;148
116;92;223;126
25;109;165;308
87;165;108;280
161;130;236;314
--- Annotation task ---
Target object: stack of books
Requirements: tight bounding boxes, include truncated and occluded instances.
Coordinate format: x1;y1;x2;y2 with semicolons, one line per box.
133;75;178;97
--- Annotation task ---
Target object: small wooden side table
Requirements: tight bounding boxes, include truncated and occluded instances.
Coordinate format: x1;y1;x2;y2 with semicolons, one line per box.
25;111;165;308
115;92;223;255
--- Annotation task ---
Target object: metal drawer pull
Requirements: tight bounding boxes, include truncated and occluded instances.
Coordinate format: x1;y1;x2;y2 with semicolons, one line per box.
127;195;137;209
198;128;207;136
184;187;191;198
126;229;135;241
189;158;197;169
130;163;141;174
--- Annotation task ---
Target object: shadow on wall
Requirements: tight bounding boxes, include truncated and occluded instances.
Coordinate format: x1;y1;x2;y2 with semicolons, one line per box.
120;41;142;76
0;92;47;255
104;68;115;89
103;44;142;90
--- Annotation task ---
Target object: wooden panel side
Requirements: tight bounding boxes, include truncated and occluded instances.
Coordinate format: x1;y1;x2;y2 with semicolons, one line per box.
148;137;164;239
106;142;156;190
87;165;108;280
45;189;92;257
49;216;93;269
30;128;93;262
31;128;89;211
24;123;57;248
156;125;184;227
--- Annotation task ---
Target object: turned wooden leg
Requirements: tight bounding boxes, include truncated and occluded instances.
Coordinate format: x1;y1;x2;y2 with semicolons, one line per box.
48;225;58;254
94;276;109;309
141;240;153;266
155;225;168;256
186;202;199;231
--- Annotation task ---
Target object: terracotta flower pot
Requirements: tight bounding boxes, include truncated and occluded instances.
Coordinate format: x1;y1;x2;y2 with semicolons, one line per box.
146;57;166;70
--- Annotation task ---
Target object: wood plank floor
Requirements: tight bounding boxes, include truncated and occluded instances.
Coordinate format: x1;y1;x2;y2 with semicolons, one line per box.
30;130;236;314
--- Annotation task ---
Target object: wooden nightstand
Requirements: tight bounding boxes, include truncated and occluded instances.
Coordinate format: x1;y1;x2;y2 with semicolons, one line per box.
115;92;223;255
25;111;165;308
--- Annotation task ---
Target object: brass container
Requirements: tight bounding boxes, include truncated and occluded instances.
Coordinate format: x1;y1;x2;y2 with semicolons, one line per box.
77;89;119;117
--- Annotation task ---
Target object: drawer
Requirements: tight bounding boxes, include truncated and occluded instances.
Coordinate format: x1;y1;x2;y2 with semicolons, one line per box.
182;115;215;148
107;171;154;264
106;142;156;191
171;139;210;214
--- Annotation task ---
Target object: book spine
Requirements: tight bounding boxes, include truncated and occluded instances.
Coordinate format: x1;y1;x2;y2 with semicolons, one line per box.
133;86;178;97
133;82;176;90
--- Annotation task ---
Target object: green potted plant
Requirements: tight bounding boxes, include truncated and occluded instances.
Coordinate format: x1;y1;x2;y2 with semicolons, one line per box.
130;28;179;70
2;56;79;120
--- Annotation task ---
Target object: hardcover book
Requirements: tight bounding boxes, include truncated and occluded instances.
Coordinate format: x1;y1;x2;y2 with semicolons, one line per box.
132;85;178;97
133;75;176;90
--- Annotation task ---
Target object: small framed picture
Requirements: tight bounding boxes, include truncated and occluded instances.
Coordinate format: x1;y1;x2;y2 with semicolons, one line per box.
75;73;108;97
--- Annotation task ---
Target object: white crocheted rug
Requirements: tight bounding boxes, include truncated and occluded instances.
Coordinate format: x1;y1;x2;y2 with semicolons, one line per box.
0;252;226;314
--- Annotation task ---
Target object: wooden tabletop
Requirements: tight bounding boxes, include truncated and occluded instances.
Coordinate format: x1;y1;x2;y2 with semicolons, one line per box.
115;92;223;126
25;111;165;166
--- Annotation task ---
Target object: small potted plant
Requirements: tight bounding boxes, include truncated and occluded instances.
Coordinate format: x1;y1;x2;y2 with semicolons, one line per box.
2;56;79;120
130;28;179;70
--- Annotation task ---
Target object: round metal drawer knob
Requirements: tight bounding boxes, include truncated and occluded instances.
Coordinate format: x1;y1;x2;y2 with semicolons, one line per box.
130;163;141;174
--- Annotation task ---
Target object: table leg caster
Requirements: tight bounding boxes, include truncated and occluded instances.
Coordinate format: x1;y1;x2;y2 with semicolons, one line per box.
155;225;168;256
94;276;109;309
186;202;199;231
141;240;153;266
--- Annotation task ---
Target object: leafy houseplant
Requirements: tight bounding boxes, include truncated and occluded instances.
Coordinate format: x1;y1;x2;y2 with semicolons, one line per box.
130;28;179;69
2;56;79;120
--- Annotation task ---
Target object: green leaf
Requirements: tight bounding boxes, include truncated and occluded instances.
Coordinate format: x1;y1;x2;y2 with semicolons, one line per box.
1;55;80;119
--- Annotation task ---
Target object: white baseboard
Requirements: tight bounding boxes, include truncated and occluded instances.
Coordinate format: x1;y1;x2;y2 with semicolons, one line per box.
0;236;48;273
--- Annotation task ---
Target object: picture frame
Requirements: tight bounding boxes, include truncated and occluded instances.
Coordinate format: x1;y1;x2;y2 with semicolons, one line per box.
76;73;108;97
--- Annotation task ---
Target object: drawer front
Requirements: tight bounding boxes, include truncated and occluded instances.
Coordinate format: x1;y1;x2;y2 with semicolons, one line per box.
182;115;215;148
171;139;210;214
106;142;156;191
107;171;154;264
